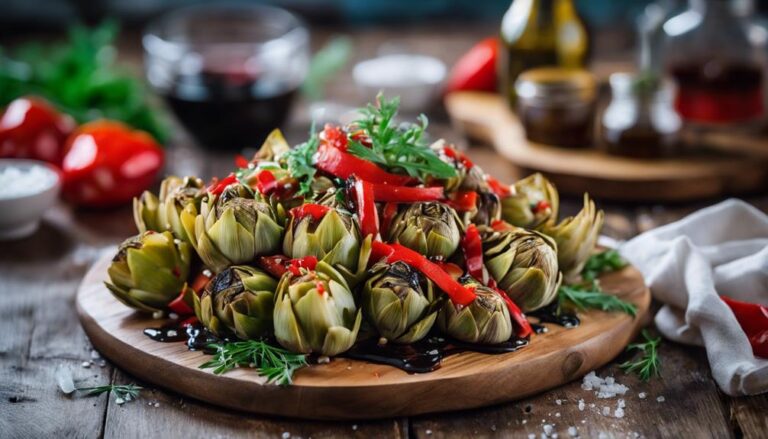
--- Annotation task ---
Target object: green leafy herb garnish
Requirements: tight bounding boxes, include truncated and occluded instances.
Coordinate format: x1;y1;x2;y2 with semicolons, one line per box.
620;329;661;381
78;384;142;403
0;22;168;142
347;94;456;182
283;123;319;196
558;282;637;317
200;340;308;385
582;249;628;282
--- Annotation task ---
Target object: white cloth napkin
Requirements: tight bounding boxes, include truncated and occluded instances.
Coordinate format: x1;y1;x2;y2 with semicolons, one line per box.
619;199;768;396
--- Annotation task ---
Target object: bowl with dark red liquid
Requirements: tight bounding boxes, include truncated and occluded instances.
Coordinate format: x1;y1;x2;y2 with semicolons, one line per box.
143;4;309;150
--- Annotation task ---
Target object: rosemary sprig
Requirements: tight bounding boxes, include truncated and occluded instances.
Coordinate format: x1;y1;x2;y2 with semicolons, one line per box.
200;340;308;385
283;123;319;196
620;329;661;381
558;282;637;317
582;249;628;282
347;94;456;182
78;384;142;403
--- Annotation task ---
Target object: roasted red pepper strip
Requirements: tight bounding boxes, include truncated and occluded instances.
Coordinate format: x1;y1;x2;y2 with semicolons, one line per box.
234;154;250;168
532;200;551;214
355;179;380;238
487;283;533;338
322;124;349;151
446;190;478;212
372;242;477;306
316;143;415;185
290;204;331;222
435;261;464;281
380;202;399;236
207;173;238;196
372;183;444;202
491;219;515;232
190;271;214;296
486;175;511;197
461;224;485;281
167;285;195;316
255;169;279;195
443;146;474;169
721;296;768;358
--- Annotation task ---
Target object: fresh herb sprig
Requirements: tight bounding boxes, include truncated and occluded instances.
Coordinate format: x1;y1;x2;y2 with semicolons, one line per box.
558;282;637;317
283;123;320;196
78;384;143;403
347;94;456;182
620;329;661;381
200;340;308;385
582;249;628;282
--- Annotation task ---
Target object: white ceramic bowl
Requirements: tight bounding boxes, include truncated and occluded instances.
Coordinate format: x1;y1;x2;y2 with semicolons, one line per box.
352;54;447;112
0;159;61;240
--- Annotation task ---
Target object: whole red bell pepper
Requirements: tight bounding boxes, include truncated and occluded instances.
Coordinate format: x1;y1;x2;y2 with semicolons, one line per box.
445;37;499;94
461;224;485;282
721;296;768;358
371;241;477;306
372;183;444;203
316;142;414;186
354;178;379;238
0;96;75;164
61;120;164;207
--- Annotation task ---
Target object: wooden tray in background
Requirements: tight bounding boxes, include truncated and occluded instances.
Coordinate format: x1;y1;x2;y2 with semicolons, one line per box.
77;253;650;420
445;92;768;202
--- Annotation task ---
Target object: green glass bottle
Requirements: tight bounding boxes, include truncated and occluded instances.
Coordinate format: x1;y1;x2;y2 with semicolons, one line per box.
499;0;590;105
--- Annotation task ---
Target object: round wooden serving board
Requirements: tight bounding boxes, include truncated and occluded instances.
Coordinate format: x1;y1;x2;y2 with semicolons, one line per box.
77;253;650;420
445;91;768;202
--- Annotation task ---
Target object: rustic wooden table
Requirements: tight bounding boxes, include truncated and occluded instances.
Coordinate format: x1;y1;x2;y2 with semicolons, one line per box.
1;24;767;439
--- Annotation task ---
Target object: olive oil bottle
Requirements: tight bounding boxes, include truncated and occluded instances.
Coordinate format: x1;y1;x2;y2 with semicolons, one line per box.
499;0;590;105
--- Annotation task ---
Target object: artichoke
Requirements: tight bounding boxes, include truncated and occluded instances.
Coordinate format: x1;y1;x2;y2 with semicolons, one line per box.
501;173;559;229
273;261;362;356
362;261;439;344
540;194;604;283
482;227;561;312
387;202;462;259
134;176;204;241
105;231;192;312
283;208;360;274
194;266;277;340
181;184;283;273
437;283;513;344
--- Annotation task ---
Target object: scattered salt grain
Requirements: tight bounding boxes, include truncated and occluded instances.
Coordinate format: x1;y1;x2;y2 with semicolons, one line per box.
618;399;625;408
522;420;527;425
426;429;432;435
555;413;561;417
55;364;76;395
581;420;586;424
115;397;125;405
598;433;608;439
152;311;164;319
168;313;179;320
657;396;665;403
154;402;160;408
491;425;497;431
578;399;585;411
90;350;101;360
317;356;330;364
638;392;647;399
81;361;91;368
555;399;562;405
568;426;578;437
281;432;290;439
602;406;610;416
528;434;536;439
352;424;358;431
614;407;624;418
166;330;178;338
543;424;553;435
581;371;629;399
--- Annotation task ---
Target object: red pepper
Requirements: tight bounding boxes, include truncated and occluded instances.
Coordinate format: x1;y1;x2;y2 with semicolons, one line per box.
372;242;477;306
179;316;199;328
207;173;238;196
167;286;195;316
445;37;499;94
61;120;164;207
0;96;75;164
321;124;349;151
316;142;415;185
372;183;444;203
435;261;464;280
486;176;511;197
354;178;379;238
461;224;485;281
446;190;478;212
721;296;768;358
234;154;250;169
190;271;214;296
491;219;515;232
290;204;331;222
380;202;399;236
442;146;474;170
487;283;533;338
255;169;279;195
532;200;551;214
289;256;319;276
315;281;326;295
259;255;318;277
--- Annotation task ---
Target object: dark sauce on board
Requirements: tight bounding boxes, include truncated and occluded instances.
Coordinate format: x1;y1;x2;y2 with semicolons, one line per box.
144;310;578;374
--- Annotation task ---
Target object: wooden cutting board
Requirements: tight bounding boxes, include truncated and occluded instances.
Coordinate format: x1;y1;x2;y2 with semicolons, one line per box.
445;92;768;202
77;253;650;420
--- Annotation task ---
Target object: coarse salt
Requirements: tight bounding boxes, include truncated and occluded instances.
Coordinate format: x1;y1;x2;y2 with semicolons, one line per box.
568;426;578;437
0;164;57;199
657;396;665;403
578;399;585;411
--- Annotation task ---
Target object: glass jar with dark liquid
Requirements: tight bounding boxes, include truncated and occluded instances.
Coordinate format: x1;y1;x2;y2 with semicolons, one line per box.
144;4;309;150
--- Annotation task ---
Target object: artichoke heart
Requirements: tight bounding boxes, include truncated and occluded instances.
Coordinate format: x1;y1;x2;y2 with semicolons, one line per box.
105;231;192;313
134;175;204;241
387;202;462;259
283;208;361;276
540;194;604;283
362;261;440;344
437;284;513;345
273;261;361;356
482;227;562;312
501;173;559;229
194;265;277;340
181;184;284;273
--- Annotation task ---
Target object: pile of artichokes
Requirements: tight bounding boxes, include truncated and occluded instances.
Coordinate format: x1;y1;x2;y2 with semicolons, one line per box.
107;116;604;359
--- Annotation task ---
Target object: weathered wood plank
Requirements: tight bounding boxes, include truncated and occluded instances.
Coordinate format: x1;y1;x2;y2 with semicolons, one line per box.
731;394;768;439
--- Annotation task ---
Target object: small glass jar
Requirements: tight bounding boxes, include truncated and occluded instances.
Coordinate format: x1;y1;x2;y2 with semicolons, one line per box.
600;73;681;158
515;68;597;148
